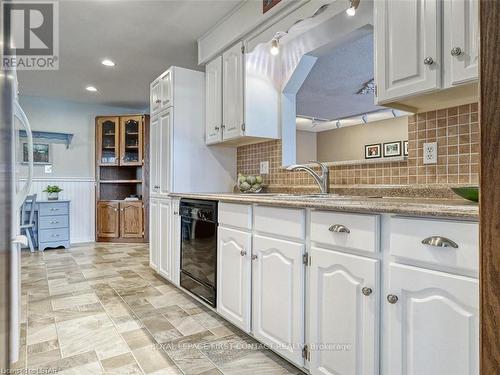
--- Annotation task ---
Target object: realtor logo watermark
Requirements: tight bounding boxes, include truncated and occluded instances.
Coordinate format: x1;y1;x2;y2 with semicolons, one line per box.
2;0;59;70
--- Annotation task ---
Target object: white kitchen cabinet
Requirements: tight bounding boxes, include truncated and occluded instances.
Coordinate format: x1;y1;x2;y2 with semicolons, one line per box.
443;0;479;86
150;69;173;115
158;199;171;280
217;226;252;332
375;0;441;103
170;198;181;286
252;234;305;367
149;198;159;270
309;248;379;375
150;109;171;197
222;42;245;141
149;116;159;195
385;263;479;375
205;56;223;144
150;78;161;114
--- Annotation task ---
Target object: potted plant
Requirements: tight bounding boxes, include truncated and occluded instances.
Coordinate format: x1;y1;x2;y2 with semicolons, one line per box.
43;185;63;200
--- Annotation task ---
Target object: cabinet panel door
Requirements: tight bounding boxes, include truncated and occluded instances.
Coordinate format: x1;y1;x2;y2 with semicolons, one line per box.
222;42;244;141
159;110;171;196
97;201;119;238
206;56;223;144
309;248;379;375
97;117;120;165
119;201;143;238
150;116;159;194
375;0;441;103
149;199;159;270
150;79;161;114
160;69;173;109
119;116;143;166
252;235;305;367
386;263;478;375
158;200;171;280
170;198;181;286
443;0;479;86
217;227;251;332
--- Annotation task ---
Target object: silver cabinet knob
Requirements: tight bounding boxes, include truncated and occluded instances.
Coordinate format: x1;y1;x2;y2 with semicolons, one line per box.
421;236;458;248
155;99;161;104
387;294;398;304
424;57;434;65
251;254;258;260
362;287;372;296
214;126;220;131
240;250;247;256
114;208;118;211
451;47;462;56
329;224;350;233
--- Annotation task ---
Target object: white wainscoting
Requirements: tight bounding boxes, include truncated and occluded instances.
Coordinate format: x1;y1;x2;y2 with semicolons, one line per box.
21;177;95;243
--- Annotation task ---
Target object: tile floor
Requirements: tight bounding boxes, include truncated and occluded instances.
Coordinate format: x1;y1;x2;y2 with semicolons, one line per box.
12;243;304;374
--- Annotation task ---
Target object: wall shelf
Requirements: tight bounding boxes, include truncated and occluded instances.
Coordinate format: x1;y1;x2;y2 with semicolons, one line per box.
19;130;74;149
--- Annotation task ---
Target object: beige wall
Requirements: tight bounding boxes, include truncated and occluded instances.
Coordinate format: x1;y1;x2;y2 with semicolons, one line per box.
309;116;409;162
296;130;317;163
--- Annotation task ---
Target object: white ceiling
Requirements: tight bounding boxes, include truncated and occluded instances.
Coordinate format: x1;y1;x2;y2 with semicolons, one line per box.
18;0;243;109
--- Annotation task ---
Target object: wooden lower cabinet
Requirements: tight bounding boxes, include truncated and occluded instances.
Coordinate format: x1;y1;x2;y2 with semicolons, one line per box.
97;201;120;238
120;201;143;238
97;200;144;240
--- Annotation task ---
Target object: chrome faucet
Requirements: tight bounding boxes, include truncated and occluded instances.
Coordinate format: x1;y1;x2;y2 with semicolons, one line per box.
286;161;330;194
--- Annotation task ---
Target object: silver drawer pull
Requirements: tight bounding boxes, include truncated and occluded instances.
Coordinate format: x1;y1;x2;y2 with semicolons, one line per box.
49;208;59;211
50;221;59;224
387;294;398;304
421;236;458;248
51;234;60;238
362;287;372;296
329;224;350;233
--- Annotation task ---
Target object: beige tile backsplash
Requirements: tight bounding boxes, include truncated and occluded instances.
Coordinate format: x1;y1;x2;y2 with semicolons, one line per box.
237;103;479;189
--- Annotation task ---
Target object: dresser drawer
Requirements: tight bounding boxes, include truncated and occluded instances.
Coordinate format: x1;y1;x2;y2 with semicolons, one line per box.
218;203;252;230
390;216;479;273
39;202;69;216
310;211;380;253
39;228;69;243
39;215;69;229
254;206;305;241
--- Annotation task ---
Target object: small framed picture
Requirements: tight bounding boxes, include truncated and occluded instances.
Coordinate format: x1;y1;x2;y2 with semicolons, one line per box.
403;140;409;156
383;141;402;157
22;143;51;164
263;0;281;13
365;143;381;159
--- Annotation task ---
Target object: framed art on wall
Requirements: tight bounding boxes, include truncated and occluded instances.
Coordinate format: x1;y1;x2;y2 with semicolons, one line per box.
383;141;402;157
23;143;51;164
263;0;281;13
365;143;381;159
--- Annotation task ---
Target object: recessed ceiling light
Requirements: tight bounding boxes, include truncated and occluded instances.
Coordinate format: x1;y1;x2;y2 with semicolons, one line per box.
86;86;98;92
101;59;115;67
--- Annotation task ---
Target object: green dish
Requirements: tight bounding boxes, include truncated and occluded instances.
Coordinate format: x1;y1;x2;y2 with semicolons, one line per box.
451;186;479;202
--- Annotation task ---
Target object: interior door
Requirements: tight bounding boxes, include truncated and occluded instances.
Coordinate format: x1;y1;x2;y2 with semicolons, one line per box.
386;263;479;375
222;42;244;140
119;201;143;238
206;56;223;144
158;199;171;280
309;248;379;375
97;117;120;165
97;201;120;238
159;110;171;196
252;235;305;367
149;199;159;270
217;226;251;332
119;116;143;166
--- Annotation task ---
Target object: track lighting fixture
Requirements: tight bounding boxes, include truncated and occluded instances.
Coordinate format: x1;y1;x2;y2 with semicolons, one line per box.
346;0;360;16
270;38;280;56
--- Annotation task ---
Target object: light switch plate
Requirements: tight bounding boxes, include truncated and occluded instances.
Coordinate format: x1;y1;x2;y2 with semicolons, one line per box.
44;165;53;174
423;142;437;164
260;161;269;175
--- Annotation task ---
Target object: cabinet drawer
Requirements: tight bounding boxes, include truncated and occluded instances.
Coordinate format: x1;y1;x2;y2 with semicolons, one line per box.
39;202;69;216
390;217;479;273
39;215;69;230
39;228;69;243
218;203;252;230
254;206;305;241
310;211;380;253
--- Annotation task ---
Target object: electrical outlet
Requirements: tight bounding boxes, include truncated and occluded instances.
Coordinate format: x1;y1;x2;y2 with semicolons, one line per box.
260;161;269;175
44;165;53;174
423;142;438;164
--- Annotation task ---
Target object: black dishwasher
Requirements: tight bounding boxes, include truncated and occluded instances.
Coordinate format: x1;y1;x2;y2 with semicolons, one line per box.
179;199;217;307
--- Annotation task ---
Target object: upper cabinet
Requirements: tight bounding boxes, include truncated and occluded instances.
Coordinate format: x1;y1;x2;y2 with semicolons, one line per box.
119;115;143;166
375;0;478;105
97;117;120;166
150;68;173;115
222;42;245;141
206;56;223;144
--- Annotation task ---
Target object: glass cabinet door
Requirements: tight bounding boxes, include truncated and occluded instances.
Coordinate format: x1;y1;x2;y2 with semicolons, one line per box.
98;117;119;165
120;116;143;166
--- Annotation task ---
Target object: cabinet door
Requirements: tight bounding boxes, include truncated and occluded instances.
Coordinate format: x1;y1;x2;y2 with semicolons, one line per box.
97;201;119;238
252;235;305;367
217;227;251;332
309;248;379;375
170;198;181;286
158;200;171;280
158;110;171;196
160;69;173;109
206;56;223;144
385;263;478;375
149;199;159;270
119;116;143;166
374;0;441;103
150;79;161;114
97;117;120;165
443;0;479;86
150;116;159;194
119;201;143;238
222;42;244;141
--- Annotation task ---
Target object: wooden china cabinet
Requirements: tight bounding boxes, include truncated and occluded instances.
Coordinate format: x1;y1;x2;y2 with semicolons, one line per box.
95;115;149;242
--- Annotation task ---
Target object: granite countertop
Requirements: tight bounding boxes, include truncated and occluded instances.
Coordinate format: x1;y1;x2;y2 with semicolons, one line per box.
169;192;478;220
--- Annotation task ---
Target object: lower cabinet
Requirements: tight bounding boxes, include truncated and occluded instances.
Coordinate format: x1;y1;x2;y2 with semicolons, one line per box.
309;247;379;375
97;201;120;238
97;200;144;239
385;263;479;375
252;235;305;367
217;226;252;332
120;201;143;238
158;199;171;280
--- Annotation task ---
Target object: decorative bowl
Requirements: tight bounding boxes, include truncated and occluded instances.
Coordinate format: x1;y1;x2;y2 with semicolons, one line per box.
237;174;265;193
451;186;479;202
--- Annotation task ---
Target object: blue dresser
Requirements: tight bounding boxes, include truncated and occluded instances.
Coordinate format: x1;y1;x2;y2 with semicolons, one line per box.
23;200;71;251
